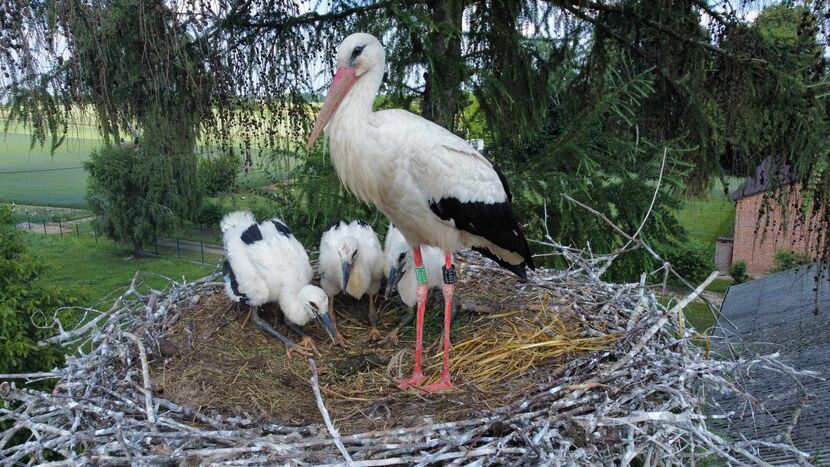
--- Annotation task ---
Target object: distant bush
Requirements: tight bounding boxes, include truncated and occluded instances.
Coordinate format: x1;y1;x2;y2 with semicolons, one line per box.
773;250;812;272
199;150;241;196
663;241;714;284
730;260;749;284
196;200;224;227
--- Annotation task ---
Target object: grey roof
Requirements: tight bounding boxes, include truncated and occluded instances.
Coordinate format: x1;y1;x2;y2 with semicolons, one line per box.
729;158;796;201
713;263;830;464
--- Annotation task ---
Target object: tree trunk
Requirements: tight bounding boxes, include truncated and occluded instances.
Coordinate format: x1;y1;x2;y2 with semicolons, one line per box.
421;0;465;133
134;242;143;258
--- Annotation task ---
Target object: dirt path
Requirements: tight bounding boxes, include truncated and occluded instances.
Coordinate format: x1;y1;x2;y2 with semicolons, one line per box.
155;238;224;257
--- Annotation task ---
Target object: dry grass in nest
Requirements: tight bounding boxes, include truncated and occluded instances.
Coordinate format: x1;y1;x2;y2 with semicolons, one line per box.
156;257;618;433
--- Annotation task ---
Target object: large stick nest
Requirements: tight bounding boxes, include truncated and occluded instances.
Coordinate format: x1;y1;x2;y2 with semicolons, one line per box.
0;250;815;465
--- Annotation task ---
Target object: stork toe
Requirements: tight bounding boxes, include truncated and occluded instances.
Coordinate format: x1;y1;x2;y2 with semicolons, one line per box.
333;332;349;347
380;329;399;346
368;328;383;342
298;336;322;357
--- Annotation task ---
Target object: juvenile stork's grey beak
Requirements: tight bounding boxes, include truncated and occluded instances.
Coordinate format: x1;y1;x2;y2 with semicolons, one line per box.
316;312;338;342
384;266;397;299
341;261;352;290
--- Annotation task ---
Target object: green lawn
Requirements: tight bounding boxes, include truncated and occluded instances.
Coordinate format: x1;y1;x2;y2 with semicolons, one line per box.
706;278;732;293
0;132;98;207
25;234;218;307
676;197;735;246
0;127;289;208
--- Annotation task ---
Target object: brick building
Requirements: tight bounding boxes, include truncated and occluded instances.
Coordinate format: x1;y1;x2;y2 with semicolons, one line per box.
729;161;826;276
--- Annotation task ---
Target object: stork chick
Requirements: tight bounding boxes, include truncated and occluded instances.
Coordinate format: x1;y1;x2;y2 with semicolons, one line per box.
319;219;385;341
221;211;341;356
382;224;445;345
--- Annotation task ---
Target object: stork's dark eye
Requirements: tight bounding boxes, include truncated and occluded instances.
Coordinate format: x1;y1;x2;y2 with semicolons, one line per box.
397;252;406;262
310;302;319;311
351;45;364;60
352;251;358;259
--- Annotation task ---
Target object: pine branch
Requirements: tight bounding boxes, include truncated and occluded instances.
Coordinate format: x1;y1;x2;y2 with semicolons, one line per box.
553;0;765;64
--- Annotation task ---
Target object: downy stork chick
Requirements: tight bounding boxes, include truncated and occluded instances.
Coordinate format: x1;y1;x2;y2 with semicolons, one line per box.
382;224;445;345
221;211;341;356
319;219;385;341
307;33;535;391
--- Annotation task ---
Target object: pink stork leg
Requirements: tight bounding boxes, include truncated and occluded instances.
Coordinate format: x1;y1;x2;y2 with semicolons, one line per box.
422;251;455;392
396;246;428;389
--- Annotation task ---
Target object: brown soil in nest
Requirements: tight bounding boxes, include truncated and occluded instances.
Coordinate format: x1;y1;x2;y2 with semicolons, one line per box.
154;257;618;434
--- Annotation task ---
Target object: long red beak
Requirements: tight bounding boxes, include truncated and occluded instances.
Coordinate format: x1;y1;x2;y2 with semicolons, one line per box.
306;66;359;150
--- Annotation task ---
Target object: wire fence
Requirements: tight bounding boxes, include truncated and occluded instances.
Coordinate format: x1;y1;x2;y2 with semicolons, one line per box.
14;219;223;265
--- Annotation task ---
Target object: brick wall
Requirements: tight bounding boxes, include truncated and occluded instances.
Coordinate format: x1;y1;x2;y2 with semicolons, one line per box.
732;187;825;276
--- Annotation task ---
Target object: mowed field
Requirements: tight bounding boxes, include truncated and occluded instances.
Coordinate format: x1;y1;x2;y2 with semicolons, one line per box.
0;130;288;207
0;131;97;207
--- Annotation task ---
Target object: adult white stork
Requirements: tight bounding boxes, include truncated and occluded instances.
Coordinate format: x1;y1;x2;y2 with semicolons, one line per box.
221;211;340;356
319;219;385;341
382;223;445;345
307;33;535;392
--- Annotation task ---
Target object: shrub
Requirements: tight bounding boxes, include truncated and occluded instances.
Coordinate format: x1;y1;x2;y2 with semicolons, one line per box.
730;260;749;284
199;150;241;196
0;204;81;376
195;200;224;227
772;250;812;272
663;241;714;284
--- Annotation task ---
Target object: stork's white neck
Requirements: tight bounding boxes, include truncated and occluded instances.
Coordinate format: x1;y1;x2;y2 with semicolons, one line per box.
329;67;383;127
324;66;386;206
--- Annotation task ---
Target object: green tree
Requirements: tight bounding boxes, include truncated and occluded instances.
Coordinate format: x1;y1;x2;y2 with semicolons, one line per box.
86;145;179;256
0;205;80;375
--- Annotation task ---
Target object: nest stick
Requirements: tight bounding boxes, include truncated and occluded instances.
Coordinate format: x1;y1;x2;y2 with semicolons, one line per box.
123;331;157;426
309;358;353;465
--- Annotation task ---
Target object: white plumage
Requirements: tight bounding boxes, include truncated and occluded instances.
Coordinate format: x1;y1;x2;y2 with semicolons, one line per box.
221;211;339;355
307;33;533;278
221;211;270;307
307;33;534;391
319;219;386;340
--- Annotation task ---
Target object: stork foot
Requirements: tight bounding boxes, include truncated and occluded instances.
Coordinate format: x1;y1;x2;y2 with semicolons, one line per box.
334;332;349;347
380;329;399;346
422;376;455;393
296;336;321;357
395;372;425;390
285;342;313;358
368;327;383;342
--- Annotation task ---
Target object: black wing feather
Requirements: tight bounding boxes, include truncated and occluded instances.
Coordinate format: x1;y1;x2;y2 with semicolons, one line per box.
428;162;534;278
271;220;293;237
223;260;249;303
240;224;263;245
323;219;345;233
